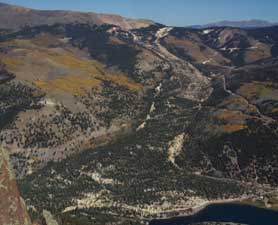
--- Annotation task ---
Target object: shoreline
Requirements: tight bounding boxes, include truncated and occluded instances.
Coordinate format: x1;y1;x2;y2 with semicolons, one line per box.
146;201;278;225
148;189;278;221
147;195;262;221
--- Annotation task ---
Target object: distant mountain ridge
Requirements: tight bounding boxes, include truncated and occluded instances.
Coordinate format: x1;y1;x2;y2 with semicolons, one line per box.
0;2;154;30
1;2;276;31
194;19;278;28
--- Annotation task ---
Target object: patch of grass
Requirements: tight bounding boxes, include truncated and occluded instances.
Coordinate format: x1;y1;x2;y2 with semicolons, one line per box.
2;47;142;92
47;51;101;74
1;57;24;67
216;110;243;121
271;108;278;113
238;81;278;101
32;33;60;47
46;50;142;91
105;74;142;92
215;110;247;133
34;75;101;96
221;123;248;133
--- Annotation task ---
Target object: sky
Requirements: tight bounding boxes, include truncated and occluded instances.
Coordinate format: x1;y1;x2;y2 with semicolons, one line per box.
1;0;278;26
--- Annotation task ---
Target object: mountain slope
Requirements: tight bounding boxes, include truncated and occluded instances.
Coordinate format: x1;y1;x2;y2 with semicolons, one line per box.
0;2;153;30
0;7;277;225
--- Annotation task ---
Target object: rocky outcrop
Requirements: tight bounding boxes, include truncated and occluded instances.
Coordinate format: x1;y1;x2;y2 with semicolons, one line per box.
43;210;59;225
0;147;32;225
168;133;188;167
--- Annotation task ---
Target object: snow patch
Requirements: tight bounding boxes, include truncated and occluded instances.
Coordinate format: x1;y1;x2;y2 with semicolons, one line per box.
107;27;119;34
202;58;213;65
149;102;156;113
39;98;57;107
229;47;240;53
136;121;146;131
202;29;213;34
156;27;173;39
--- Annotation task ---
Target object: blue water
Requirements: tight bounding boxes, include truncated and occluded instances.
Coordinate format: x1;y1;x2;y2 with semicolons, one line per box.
150;203;278;225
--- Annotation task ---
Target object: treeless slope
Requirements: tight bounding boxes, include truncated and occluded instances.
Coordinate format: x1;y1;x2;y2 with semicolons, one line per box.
0;2;153;30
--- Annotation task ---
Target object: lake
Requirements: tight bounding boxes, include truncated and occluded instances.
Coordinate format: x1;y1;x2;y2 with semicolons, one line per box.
149;203;278;225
